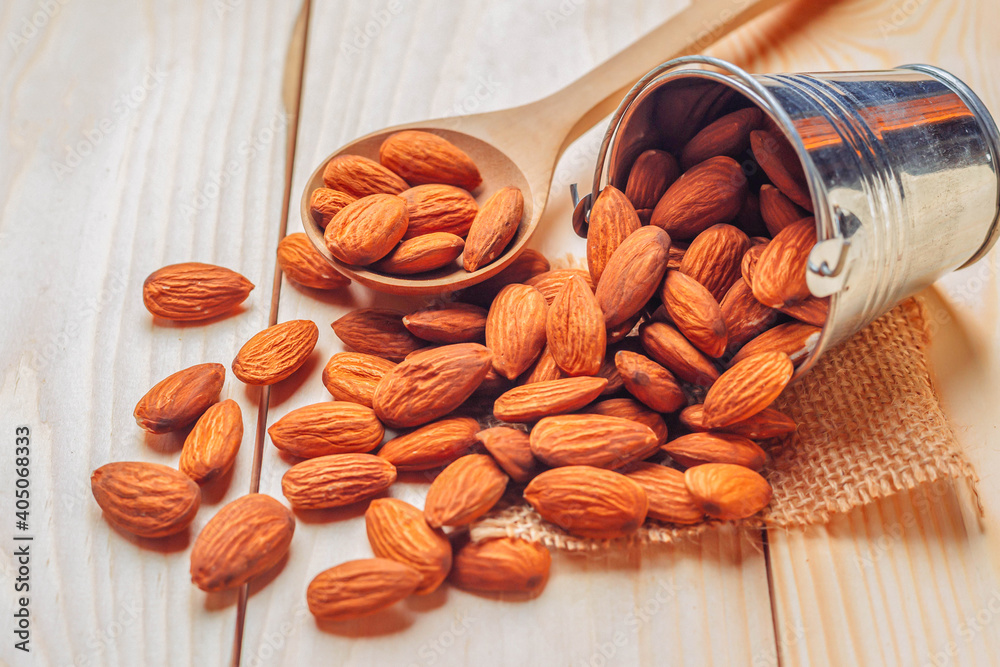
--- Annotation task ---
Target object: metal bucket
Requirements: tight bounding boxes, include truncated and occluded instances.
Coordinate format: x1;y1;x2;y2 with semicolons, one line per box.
573;56;1000;378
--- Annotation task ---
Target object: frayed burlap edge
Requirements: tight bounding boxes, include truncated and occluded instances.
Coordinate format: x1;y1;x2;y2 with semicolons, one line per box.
470;297;979;550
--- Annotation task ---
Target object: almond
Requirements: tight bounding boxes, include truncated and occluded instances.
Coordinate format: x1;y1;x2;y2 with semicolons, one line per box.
595;226;671;328
324;194;409;266
400;184;479;239
678;223;750;301
621;463;704;525
371;232;464;274
624;149;680;211
750;130;812;211
373;344;493;428
307;558;421;621
378;417;480;471
741;244;765;286
759;184;808;237
232;319;318;385
268;402;385;458
463;186;525;272
523;466;648;539
485;284;548;380
655;81;733;151
494;376;608;422
91;462;200;538
277;233;351;290
663;432;767;470
321;352;396;407
323;154;408;198
614;350;686;413
546;275;606;376
460;249;550;306
720;278;779;355
780;295;829;327
667;243;686;271
520;346;567;385
606;313;642;344
309;188;356;228
702;351;793;428
525;269;595;305
729;322;822;367
365;498;452;595
190;494;295;592
638;322;719;386
735;190;767;237
660;271;728;358
586;185;641;283
684;463;772;520
529;414;658;469
649;156;747;239
679;404;796;440
133;363;225;433
474;365;514;397
448;537;551;595
402;303;488;344
424;454;509;527
595;347;625;395
379;130;482;191
142;263;254;321
281;453;396;510
587;398;669;447
680;107;763;170
332;309;424;361
751;217;817;308
179;399;243;484
475;426;540;483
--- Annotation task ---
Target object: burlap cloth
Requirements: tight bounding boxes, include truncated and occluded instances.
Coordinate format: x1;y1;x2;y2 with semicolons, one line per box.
470;297;979;551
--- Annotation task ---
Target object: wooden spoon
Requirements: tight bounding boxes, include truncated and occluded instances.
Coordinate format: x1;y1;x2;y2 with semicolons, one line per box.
302;0;783;295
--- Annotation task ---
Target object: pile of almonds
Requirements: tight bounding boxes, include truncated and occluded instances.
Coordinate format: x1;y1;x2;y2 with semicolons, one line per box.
312;130;525;275
93;105;824;624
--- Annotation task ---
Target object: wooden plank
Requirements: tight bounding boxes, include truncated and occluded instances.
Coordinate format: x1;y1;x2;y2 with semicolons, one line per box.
241;0;777;664
708;1;1000;664
0;1;304;664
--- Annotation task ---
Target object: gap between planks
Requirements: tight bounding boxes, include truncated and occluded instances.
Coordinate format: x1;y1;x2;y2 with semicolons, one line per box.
232;1;313;665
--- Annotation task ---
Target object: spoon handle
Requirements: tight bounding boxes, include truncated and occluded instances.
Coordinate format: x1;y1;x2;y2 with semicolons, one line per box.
536;0;786;156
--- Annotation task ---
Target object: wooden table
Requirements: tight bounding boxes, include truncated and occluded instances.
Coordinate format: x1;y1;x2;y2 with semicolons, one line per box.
2;1;1000;665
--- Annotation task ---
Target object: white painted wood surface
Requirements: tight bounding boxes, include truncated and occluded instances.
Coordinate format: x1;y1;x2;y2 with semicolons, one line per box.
0;1;303;665
2;0;1000;665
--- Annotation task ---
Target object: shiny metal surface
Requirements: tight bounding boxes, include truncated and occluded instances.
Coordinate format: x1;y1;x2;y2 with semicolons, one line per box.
576;56;1000;379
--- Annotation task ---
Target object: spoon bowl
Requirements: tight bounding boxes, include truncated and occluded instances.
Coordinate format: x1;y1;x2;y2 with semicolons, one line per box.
301;126;537;295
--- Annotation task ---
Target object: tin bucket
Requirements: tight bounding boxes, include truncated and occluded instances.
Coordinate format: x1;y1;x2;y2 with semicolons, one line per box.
572;56;1000;378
